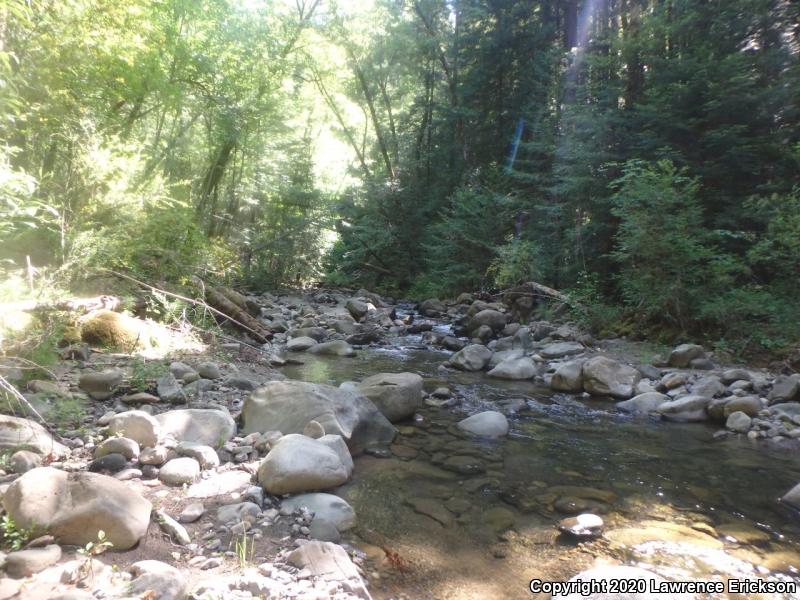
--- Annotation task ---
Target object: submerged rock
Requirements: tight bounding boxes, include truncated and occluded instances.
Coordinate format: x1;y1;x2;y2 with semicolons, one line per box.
457;411;509;438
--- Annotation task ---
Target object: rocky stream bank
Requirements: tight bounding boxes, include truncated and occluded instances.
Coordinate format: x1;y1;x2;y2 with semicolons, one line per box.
1;286;800;599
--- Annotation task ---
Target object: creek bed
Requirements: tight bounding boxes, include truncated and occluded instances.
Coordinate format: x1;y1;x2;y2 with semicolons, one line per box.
283;328;800;599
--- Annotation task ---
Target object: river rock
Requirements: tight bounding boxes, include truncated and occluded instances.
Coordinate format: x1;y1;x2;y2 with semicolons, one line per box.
691;375;725;398
155;409;235;448
723;395;761;417
9;450;41;474
449;344;492;371
121;392;160;405
345;299;371;321
557;513;603;539
88;453;127;473
318;434;354;477
156;374;185;403
356;372;423;422
216;501;261;524
616;392;669;414
242;381;396;454
197;361;222;379
419;298;446;317
668;343;706;368
281;493;356;532
551;360;585;393
457;411;509;438
308;340;355;357
721;369;752;385
287;542;370;598
658;395;711;422
169;361;198;382
129;560;188;600
487;357;538;380
4;544;62;578
488;348;523;367
78;369;123;400
468;309;507;333
541;342;584;359
95;437;140;460
175;441;220;469
287;336;318;351
769;375;800;403
726;411;752;433
155;509;191;545
107;410;160;447
780;482;800;510
179;502;205;523
3;467;151;549
257;434;350;495
159;457;200;485
582;356;641;399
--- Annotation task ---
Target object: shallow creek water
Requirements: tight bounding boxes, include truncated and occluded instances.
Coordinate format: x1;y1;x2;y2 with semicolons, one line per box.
283;320;800;599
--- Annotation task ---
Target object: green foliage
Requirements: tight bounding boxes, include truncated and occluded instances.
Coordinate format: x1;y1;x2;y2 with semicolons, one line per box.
128;358;168;393
489;239;542;288
1;515;33;551
49;396;89;433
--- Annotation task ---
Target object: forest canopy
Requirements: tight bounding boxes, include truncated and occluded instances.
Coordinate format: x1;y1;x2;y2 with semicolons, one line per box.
1;0;799;356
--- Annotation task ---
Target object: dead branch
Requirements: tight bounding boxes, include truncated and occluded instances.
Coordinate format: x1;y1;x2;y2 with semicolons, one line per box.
496;281;586;313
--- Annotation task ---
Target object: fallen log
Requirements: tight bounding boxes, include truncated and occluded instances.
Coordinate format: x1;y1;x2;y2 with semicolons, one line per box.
498;281;586;313
190;277;272;343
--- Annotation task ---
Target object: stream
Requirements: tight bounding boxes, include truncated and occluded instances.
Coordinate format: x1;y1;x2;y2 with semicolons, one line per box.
283;311;800;599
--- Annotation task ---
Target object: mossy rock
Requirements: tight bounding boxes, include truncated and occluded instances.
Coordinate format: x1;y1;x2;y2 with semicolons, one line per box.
80;310;151;350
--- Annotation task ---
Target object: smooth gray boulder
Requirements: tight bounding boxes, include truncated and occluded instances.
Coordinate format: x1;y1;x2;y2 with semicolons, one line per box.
107;410;160;448
155;409;235;448
308;340;355;357
159;457;200;486
487;357;538;380
287;542;370;599
551;360;585;393
582;356;641;399
242;381;396;454
657;395;711;422
3;467;151;550
0;415;69;457
280;493;356;532
78;369;123;400
448;344;493;371
287;336;318;351
257;434;350;495
668;343;706;368
541;342;584;359
467;309;507;333
457;411;509;438
726;411;752;433
356;372;423;422
616;392;669;414
5;544;62;578
129;560;188;600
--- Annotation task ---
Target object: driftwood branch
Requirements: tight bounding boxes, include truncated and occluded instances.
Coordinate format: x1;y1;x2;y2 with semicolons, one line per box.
189;277;272;344
497;281;586;313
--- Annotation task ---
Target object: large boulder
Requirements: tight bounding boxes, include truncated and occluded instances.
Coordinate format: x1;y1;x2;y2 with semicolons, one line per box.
541;342;584;360
551;360;585;393
616;392;669;415
0;415;69;457
345;299;371;321
448;344;493;371
668;343;706;368
107;410;160;447
467;309;507;334
582;356;641;399
457;411;509;438
419;298;446;317
657;395;711;422
257;434;350;495
154;409;235;448
308;340;355;357
242;381;396;454
487;357;538;380
769;375;800;404
356;373;423;422
3;467;151;550
287;336;318;351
